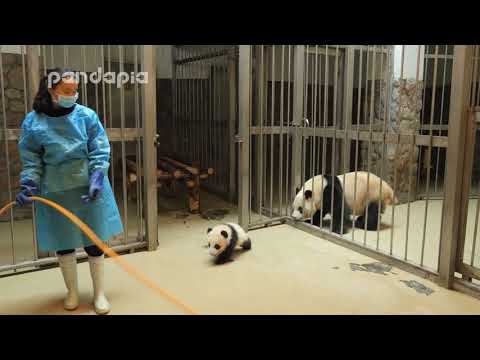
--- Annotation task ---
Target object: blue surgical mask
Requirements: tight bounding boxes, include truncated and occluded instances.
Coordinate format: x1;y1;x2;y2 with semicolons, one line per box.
56;93;79;108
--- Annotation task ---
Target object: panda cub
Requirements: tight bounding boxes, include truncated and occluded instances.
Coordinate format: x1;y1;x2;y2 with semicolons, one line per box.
206;223;252;264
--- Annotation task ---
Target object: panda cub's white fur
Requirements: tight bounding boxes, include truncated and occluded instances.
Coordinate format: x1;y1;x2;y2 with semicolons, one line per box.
206;223;252;264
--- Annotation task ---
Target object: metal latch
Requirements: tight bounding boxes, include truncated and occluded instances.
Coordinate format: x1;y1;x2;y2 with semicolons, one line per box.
291;118;310;127
154;134;160;147
235;135;244;144
474;107;480;124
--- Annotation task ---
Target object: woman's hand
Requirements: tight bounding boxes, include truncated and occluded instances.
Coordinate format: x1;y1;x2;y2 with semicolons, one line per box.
81;170;104;204
16;180;39;206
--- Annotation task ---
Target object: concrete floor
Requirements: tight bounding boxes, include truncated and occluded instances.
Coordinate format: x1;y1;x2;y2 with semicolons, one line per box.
251;197;480;273
4;190;480;271
1;191;480;314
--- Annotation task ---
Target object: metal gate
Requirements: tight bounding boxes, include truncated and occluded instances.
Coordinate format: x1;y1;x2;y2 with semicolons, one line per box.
238;45;479;293
455;45;480;290
0;45;158;275
171;45;238;201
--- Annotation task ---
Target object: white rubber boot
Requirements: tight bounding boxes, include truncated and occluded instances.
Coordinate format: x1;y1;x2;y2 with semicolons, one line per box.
88;255;111;315
57;253;79;311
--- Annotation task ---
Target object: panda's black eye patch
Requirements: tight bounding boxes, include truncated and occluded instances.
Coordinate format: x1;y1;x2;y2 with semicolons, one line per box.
214;244;221;250
221;230;228;238
298;207;303;213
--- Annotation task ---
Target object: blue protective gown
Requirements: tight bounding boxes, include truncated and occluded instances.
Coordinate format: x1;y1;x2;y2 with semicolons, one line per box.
18;104;124;252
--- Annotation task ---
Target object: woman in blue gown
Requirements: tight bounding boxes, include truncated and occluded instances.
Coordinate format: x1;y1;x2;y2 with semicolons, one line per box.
16;68;124;315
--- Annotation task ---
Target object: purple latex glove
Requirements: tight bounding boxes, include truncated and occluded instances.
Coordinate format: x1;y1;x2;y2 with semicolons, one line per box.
81;170;104;204
16;180;39;206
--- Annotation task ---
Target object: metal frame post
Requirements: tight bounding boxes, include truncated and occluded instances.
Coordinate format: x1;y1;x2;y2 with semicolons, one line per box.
456;108;478;280
254;46;265;214
238;45;252;229
171;46;177;155
142;45;159;251
291;45;305;197
25;45;46;260
228;49;237;203
342;46;355;172
438;45;473;288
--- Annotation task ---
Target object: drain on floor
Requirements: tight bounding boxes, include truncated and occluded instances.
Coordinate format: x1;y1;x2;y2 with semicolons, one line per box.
201;209;229;220
400;280;434;296
349;262;394;276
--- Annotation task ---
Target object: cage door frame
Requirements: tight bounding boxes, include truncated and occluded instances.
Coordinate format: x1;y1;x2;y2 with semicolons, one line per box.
438;45;475;288
454;47;480;284
238;45;306;229
455;108;480;281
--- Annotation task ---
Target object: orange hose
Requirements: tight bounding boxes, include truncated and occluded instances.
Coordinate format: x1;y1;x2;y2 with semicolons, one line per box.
0;197;198;315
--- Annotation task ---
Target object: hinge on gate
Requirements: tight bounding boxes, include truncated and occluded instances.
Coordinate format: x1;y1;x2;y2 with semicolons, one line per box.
472;107;480;124
292;118;310;127
235;134;244;144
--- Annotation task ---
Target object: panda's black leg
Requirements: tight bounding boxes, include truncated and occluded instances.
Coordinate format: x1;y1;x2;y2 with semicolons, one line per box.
355;203;380;231
242;238;252;250
308;210;322;227
365;202;380;231
330;199;351;235
215;257;234;265
326;177;352;235
331;216;343;234
328;198;340;234
355;214;366;229
214;248;235;265
341;199;353;234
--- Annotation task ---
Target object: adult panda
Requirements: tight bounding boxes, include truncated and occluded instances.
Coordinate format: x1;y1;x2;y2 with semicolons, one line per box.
291;171;398;234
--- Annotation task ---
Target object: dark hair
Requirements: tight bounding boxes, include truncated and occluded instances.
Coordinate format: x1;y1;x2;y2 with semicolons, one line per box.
32;67;75;114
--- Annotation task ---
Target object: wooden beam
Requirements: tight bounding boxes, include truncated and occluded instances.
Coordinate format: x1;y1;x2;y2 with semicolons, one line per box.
159;156;199;175
158;159;186;179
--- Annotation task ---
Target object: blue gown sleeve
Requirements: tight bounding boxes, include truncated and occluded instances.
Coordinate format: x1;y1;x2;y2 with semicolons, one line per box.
87;111;111;175
18;117;44;186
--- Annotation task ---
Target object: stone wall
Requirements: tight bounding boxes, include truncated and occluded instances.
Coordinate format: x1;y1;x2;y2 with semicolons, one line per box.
358;59;423;203
386;78;422;202
0;53;31;221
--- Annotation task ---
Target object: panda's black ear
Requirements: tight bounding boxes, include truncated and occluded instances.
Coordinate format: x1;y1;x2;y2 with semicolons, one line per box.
296;187;300;194
207;227;212;234
304;190;313;199
221;230;228;238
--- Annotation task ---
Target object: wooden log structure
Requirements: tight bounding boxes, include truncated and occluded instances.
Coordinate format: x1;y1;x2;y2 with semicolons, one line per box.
157;159;186;180
125;155;215;213
160;157;200;175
